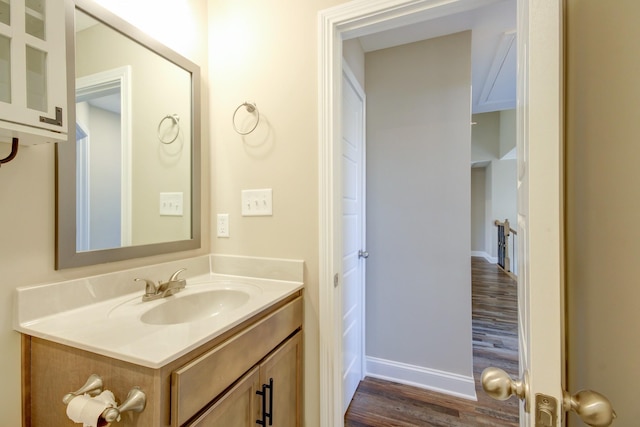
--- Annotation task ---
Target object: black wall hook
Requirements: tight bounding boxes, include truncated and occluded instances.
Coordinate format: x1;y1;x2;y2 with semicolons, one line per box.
0;138;19;167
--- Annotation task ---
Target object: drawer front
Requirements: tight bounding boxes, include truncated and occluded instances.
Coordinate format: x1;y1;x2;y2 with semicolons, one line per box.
172;297;302;426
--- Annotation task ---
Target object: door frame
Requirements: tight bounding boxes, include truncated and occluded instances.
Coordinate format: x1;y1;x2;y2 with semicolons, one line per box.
318;0;564;426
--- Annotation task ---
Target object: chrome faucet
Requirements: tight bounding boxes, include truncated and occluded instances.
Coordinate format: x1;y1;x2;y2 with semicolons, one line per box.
135;268;187;302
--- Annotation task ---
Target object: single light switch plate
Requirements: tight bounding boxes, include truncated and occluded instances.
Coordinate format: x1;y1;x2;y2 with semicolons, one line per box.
217;213;230;237
160;192;183;216
241;189;273;216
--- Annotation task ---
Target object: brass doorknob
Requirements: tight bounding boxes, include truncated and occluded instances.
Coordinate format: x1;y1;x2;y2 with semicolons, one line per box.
481;367;529;401
482;367;616;427
564;389;616;427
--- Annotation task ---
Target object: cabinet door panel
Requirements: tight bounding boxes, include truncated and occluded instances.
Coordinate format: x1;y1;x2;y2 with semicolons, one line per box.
259;331;302;427
188;367;260;427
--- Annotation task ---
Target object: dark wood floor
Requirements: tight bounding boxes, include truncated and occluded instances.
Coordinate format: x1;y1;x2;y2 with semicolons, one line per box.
344;257;519;426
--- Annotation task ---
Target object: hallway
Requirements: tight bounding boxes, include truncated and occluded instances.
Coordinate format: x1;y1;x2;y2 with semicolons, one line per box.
345;257;519;426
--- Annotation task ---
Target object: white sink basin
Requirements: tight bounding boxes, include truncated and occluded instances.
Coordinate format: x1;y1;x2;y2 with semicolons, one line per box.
107;280;263;326
140;289;250;325
17;273;302;368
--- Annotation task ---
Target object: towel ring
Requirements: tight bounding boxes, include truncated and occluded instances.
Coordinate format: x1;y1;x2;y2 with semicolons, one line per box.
157;114;180;144
232;102;260;135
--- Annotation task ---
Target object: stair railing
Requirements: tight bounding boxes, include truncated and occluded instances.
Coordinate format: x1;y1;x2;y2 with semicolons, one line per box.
494;219;517;279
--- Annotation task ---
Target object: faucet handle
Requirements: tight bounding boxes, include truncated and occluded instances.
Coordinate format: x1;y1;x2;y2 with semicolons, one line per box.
168;268;187;282
134;278;158;296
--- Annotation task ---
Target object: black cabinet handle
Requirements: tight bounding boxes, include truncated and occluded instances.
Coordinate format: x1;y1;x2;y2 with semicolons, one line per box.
267;378;273;425
256;378;273;426
256;384;266;426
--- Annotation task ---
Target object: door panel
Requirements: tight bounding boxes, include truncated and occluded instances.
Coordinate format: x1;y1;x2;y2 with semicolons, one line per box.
341;64;366;414
516;0;564;424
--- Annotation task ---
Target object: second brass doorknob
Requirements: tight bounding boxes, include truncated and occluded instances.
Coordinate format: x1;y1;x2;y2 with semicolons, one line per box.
481;367;529;402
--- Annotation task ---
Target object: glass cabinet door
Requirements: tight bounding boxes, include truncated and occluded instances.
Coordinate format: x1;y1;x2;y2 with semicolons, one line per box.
0;0;9;27
25;0;45;40
0;33;10;104
0;0;67;139
0;0;11;104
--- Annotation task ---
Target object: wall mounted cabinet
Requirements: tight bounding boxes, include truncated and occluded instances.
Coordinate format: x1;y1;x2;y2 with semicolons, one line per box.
0;0;68;145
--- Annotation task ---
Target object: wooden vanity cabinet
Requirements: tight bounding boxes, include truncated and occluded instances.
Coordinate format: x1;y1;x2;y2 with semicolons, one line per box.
23;293;302;427
188;331;302;426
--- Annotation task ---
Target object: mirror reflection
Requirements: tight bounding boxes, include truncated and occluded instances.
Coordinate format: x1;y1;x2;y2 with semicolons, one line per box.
56;1;200;269
74;10;192;251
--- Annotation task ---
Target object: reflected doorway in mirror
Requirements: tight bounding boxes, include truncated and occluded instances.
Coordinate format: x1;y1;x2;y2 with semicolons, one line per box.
75;66;132;252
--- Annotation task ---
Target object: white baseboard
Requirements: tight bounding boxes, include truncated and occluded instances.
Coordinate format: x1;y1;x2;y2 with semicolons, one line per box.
471;251;497;264
365;356;477;400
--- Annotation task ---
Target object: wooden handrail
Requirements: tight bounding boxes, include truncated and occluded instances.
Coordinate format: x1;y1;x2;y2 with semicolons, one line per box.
494;219;517;235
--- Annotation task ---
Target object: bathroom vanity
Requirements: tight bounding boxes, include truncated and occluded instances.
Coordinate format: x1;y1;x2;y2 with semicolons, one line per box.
16;256;304;426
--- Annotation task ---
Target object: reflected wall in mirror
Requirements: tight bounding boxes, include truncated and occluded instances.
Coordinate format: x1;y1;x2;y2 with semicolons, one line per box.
56;0;201;269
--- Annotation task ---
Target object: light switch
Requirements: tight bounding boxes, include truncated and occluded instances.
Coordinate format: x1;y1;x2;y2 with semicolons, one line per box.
241;189;273;216
160;192;183;216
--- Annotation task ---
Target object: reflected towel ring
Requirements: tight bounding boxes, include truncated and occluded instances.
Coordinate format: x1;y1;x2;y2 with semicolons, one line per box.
232;102;260;135
157;114;180;144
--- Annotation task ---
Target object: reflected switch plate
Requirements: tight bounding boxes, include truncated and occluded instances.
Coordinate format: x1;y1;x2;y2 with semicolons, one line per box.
160;192;183;216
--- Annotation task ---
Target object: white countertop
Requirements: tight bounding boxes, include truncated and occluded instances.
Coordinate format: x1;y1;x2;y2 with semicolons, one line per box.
16;273;303;369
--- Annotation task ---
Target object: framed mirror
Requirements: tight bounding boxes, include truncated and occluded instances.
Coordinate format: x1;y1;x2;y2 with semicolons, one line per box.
56;0;201;269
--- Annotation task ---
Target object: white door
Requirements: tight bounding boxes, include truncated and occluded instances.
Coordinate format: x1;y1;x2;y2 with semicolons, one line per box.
321;1;613;426
514;0;564;423
341;64;366;414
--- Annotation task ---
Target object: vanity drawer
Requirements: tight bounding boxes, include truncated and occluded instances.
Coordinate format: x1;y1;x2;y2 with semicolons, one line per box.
171;297;302;426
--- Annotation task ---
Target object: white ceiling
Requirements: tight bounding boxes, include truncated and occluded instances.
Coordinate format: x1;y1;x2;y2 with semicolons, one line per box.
356;0;516;114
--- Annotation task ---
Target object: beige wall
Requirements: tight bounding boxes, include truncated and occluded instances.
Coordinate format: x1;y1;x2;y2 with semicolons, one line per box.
472;110;516;162
0;1;209;424
471;111;516;258
472;111;500;163
566;1;640;424
487;159;516;258
207;0;345;424
471;167;487;252
499;108;516;158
